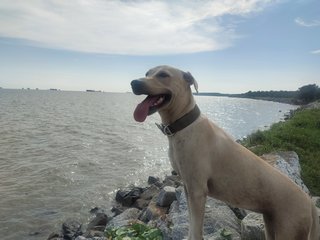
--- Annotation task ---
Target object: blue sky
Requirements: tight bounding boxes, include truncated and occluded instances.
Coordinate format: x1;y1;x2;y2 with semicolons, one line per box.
0;0;319;93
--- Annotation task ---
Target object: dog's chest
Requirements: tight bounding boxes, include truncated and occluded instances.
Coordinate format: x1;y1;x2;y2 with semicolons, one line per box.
168;137;190;174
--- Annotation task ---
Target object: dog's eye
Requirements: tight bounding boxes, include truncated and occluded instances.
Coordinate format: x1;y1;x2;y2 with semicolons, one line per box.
157;72;170;78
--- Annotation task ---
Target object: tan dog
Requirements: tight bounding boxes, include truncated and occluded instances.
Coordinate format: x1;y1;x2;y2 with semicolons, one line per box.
131;65;320;240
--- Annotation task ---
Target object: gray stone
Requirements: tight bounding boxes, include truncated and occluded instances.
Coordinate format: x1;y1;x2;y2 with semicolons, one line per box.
157;186;177;207
262;151;310;194
141;184;161;201
148;176;160;185
241;212;265;240
115;187;143;207
163;175;183;188
140;201;168;222
312;196;320;222
62;219;83;240
47;231;63;240
86;212;108;232
158;188;241;240
106;208;141;228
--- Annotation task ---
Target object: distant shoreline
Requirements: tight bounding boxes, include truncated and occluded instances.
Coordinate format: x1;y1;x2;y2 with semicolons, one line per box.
195;92;298;105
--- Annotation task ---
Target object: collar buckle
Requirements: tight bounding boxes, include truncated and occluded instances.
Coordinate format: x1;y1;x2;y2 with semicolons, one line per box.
155;123;174;137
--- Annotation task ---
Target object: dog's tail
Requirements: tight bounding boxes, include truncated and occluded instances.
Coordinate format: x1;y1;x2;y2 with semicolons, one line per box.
309;199;320;240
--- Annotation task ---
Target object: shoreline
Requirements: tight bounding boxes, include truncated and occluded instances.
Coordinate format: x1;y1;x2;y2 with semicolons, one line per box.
48;152;320;240
47;102;320;240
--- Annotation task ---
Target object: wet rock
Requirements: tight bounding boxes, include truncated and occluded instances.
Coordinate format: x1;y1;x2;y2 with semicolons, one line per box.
87;212;108;232
148;176;160;185
89;207;105;215
111;206;123;217
115;187;144;207
62;219;83;240
47;231;63;240
157;186;177;207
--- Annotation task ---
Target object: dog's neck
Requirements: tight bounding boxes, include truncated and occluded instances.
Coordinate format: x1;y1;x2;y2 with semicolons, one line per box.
159;97;196;125
156;98;200;137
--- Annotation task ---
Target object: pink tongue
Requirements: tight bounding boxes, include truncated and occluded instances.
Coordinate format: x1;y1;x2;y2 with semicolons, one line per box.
134;96;158;122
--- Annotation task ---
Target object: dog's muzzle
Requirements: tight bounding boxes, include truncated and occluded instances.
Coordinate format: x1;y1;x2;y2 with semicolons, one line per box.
131;80;148;95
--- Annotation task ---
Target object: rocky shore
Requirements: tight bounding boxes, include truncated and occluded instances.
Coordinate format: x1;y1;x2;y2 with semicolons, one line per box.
47;151;320;240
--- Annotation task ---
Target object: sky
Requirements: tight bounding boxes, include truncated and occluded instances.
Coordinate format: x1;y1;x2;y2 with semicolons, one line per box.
0;0;319;93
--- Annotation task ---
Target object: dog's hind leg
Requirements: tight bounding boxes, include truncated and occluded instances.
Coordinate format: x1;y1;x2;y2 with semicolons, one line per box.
263;214;275;240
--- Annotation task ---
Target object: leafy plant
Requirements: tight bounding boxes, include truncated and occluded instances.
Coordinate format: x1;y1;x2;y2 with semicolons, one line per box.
105;223;163;240
220;228;232;240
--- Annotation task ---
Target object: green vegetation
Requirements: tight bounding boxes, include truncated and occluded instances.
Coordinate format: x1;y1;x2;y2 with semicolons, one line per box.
220;228;233;240
197;83;320;105
105;223;163;240
240;108;320;195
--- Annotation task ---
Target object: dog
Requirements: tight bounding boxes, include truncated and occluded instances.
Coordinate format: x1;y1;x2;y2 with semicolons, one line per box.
131;65;320;240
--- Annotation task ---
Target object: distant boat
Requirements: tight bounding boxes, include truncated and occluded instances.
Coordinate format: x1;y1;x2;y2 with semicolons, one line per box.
50;88;58;91
86;90;101;92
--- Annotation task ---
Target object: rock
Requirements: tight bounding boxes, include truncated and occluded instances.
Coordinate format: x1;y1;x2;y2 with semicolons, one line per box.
89;207;105;215
157;186;177;207
107;208;141;228
241;212;265;240
312;196;320;208
163;175;183;188
133;184;161;210
133;198;150;210
86;212;108;232
312;196;320;222
158;188;241;240
140;184;161;201
111;206;123;217
262;151;310;194
47;231;63;240
62;219;83;240
228;206;248;220
140;201;168;223
277;151;301;176
148;176;160;185
115;187;144;207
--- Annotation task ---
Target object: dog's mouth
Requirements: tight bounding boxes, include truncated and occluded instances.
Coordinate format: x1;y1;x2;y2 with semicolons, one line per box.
133;94;171;122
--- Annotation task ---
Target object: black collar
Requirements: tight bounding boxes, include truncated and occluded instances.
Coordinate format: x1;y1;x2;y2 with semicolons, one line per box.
156;105;201;136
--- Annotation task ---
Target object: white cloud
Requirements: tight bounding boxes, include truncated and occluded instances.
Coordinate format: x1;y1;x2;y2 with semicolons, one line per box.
311;49;320;54
295;17;320;27
0;0;276;55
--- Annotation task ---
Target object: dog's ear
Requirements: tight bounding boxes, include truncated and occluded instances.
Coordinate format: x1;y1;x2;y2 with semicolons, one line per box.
183;71;199;93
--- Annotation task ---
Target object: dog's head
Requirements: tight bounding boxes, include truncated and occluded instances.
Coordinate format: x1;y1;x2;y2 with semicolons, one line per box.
131;65;198;122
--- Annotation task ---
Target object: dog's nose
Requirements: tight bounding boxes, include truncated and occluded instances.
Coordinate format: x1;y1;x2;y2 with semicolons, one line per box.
131;80;146;95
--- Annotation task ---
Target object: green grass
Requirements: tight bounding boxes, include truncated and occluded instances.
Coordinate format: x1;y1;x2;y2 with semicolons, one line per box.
240;109;320;195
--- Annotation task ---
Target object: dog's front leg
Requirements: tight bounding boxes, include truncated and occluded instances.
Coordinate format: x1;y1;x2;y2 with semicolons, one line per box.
185;186;206;240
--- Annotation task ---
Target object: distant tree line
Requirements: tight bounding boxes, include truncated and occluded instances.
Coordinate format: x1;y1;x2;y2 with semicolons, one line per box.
296;84;320;104
197;84;320;105
241;84;320;104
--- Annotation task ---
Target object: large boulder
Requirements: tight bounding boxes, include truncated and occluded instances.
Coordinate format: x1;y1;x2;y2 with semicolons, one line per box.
261;151;310;194
158;187;241;240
